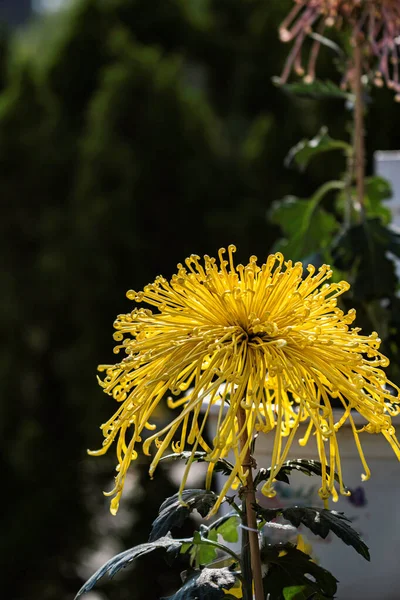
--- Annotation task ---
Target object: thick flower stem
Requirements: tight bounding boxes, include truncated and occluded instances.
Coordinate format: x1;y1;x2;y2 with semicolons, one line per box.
240;521;253;600
238;407;264;600
353;38;365;216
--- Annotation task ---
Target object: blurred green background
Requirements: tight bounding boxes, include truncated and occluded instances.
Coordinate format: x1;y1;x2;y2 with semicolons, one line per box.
2;1;400;599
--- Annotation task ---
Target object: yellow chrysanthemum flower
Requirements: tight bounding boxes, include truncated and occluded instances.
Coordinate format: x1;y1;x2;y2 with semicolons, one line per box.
91;246;400;515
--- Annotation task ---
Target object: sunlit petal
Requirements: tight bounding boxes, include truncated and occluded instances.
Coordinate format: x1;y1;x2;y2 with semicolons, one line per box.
91;246;400;514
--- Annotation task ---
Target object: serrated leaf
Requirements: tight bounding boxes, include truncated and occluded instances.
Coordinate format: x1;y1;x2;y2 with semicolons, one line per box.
275;77;350;100
161;567;238;600
262;544;338;600
290;505;368;557
253;459;346;491
161;451;234;477
285;127;350;171
75;535;183;598
270;181;342;261
255;505;370;561
150;489;218;542
332;218;400;299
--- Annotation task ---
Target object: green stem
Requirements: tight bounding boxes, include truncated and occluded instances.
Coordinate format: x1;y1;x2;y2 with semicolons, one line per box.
225;496;244;517
192;533;241;564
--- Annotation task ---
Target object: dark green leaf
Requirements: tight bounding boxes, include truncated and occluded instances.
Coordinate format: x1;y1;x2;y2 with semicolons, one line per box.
75;535;183;598
253;459;346;491
285;127;350;171
255;505;370;561
332;218;400;299
256;506;281;522
274;77;350;100
270;182;342;261
262;544;338;599
161;451;234;477
162;567;238;600
149;489;218;542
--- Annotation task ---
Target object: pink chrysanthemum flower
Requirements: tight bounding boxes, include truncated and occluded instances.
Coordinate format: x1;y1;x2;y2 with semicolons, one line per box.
279;0;400;99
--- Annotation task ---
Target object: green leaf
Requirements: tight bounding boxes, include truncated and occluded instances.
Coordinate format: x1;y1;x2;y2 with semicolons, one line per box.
283;585;312;600
195;528;219;565
75;535;183;598
274;77;351;100
253;458;346;491
161;567;238;600
262;544;338;600
255;505;370;561
180;542;193;555
213;514;240;544
185;529;241;567
335;176;392;225
364;176;393;224
270;181;342;261
193;514;239;565
161;451;234;477
332;218;400;299
365;175;393;201
285;127;351;171
149;489;218;542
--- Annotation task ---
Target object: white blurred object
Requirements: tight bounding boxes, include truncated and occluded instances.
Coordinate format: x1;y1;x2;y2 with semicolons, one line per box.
170;460;206;488
375;151;400;281
374;150;400;230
